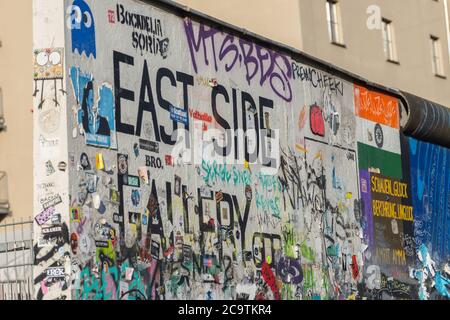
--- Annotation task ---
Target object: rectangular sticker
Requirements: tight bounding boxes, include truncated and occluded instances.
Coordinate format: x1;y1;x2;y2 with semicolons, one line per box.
170;105;188;125
139;139;159;153
354;84;399;129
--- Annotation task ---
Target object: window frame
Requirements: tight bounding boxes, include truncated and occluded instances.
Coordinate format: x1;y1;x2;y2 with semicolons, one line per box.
326;0;345;47
430;35;446;77
381;18;399;63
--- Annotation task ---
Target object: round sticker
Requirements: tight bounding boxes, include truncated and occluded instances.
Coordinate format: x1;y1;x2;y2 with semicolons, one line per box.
374;123;384;148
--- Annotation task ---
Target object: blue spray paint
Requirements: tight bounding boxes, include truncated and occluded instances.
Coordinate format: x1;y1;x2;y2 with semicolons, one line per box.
409;138;450;262
71;0;96;58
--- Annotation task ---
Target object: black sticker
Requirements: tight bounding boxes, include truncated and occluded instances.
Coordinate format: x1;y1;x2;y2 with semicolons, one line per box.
375;123;384;148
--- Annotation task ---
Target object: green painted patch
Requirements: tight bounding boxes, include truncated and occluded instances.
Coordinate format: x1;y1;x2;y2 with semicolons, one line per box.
357;142;403;179
302;265;316;291
300;243;315;262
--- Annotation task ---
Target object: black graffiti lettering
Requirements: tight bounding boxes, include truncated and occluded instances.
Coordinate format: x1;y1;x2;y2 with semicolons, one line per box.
156;68;177;145
252;233;281;269
211;85;232;157
259;96;275;168
291;63;344;96
114;51;135;135
242;91;259;163
114;52;195;147
232;195;251;252
145;155;163;169
136;59;160;140
176;71;194;149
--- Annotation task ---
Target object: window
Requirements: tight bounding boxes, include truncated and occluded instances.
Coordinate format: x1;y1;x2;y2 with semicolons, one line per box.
0;172;10;215
430;35;445;77
381;19;398;63
0;87;5;132
326;0;345;46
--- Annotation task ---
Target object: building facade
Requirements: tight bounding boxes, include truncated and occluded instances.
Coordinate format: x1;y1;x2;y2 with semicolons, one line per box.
0;1;33;222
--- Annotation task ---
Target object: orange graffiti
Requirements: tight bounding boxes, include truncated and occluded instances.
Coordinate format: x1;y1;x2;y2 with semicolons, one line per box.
298;106;307;130
354;85;399;129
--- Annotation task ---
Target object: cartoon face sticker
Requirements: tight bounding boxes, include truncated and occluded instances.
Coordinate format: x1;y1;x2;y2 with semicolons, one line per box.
69;0;96;58
34;48;64;80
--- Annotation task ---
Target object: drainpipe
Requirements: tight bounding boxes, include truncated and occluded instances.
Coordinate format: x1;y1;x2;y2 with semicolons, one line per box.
445;0;450;64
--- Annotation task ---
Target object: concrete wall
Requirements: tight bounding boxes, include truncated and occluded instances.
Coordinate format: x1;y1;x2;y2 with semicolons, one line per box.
31;0;450;300
32;0;71;300
0;0;447;266
0;0;33;221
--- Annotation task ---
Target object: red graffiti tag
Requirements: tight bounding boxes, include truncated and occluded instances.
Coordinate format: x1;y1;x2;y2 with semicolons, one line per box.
351;255;359;280
108;10;115;24
261;262;281;300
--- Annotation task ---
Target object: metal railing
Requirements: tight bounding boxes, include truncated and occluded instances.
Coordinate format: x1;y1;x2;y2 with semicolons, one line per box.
0;218;34;300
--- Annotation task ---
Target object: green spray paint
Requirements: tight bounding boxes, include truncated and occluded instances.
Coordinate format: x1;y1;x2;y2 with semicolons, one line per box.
300;243;315;262
302;264;316;291
282;224;295;257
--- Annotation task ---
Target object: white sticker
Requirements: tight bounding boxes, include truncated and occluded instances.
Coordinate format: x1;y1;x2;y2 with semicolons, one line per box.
391;219;399;235
79;234;91;254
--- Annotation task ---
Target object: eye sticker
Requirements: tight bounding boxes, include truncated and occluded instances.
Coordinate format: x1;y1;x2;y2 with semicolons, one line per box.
36;51;49;66
49;51;61;65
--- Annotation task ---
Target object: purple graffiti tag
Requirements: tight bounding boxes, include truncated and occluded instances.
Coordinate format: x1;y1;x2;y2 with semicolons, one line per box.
184;18;220;73
239;39;259;85
277;256;303;285
183;19;293;102
218;34;239;72
76;216;87;235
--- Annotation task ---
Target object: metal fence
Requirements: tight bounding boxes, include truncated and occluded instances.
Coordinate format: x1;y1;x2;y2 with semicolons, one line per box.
0;218;34;300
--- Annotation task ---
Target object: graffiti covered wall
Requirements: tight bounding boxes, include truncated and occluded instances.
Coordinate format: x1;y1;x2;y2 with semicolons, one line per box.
32;0;450;300
33;0;72;300
407;138;450;299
